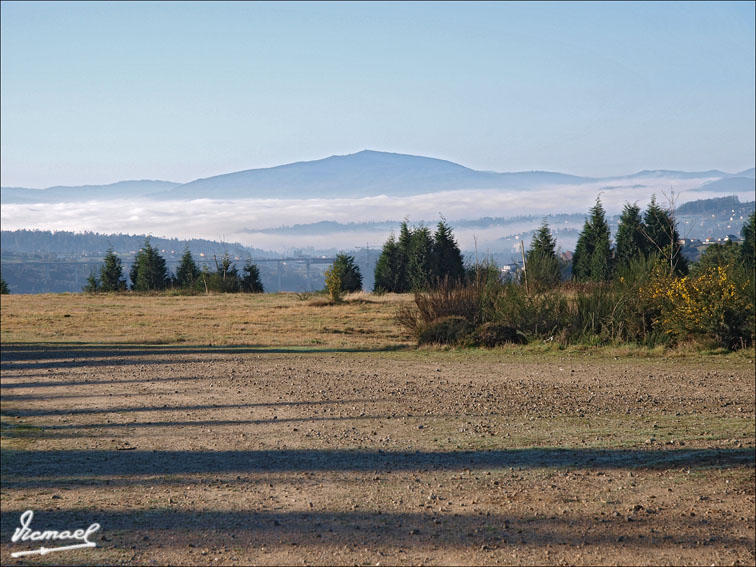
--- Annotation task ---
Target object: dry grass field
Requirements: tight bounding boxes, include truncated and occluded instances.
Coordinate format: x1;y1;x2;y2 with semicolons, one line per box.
1;292;754;565
0;292;414;349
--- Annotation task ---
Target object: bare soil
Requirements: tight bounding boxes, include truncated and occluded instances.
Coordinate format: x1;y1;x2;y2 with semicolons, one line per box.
1;342;754;566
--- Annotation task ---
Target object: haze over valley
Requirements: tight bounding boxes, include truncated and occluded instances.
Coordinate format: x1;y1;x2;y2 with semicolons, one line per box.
2;150;753;254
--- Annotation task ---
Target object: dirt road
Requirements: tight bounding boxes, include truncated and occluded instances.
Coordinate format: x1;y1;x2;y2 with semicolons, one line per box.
1;344;754;565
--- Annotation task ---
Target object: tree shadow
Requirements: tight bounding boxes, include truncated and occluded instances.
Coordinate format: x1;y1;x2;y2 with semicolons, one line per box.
0;507;751;555
2;448;752;490
8;399;382;417
1;342;408;364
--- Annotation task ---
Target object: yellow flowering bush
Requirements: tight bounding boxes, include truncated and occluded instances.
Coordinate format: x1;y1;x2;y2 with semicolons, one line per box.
645;266;754;349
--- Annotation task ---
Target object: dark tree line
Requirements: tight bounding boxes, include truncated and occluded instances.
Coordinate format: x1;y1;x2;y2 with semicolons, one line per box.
373;219;465;292
84;239;263;293
570;195;689;283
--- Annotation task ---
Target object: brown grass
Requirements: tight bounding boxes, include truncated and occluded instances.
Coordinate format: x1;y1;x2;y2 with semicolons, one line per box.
0;292;415;349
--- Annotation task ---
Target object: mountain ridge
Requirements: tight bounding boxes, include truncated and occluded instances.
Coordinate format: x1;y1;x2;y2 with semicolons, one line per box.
2;150;753;204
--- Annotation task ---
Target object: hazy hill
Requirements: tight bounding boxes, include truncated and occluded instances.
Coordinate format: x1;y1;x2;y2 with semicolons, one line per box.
156;150;594;199
1;180;180;204
677;195;744;215
693;176;755;193
609;169;729;180
2;151;753;203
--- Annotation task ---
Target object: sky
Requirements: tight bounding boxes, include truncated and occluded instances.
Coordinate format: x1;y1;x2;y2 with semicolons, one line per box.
1;1;754;188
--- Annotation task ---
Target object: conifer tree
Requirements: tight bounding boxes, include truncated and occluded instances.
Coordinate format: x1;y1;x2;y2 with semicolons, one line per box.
396;220;413;292
83;271;100;292
99;248;127;291
0;275;9;294
740;211;755;272
329;253;362;293
572;198;612;281
643;196;688;275
525;220;561;290
614;203;648;271
407;225;434;290
431;219;465;284
374;233;403;293
240;261;264;293
130;238;170;291
176;248;201;289
572;219;592;281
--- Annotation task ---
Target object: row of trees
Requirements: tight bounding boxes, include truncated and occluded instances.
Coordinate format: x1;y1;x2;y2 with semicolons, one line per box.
524;196;698;290
84;239;264;293
373;220;465;293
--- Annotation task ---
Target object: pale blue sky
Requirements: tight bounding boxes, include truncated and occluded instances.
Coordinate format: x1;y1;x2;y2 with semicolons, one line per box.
1;1;754;187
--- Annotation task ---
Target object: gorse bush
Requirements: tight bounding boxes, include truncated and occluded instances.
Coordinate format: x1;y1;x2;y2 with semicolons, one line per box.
324;265;343;302
645;265;754;349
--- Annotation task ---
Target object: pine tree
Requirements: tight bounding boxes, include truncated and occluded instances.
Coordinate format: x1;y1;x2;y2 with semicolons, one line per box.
83;271;100;292
130;238;170;291
590;226;612;282
374;233;403;293
99;248;127;291
740;211;755;272
213;253;240;292
571;218;592;281
176;248;201;289
240;261;264;293
643;196;688;275
614;203;648;271
431;220;465;285
0;275;9;294
525;220;561;290
572;198;612;281
407;225;434;291
396;221;413;292
329;253;362;293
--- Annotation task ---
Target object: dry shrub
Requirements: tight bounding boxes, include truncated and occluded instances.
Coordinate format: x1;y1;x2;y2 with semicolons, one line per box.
473;322;528;346
417;316;474;346
308;296;336;307
397;276;486;340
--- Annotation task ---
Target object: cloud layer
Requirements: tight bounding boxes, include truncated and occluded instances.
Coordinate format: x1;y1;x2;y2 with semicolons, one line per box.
2;177;748;252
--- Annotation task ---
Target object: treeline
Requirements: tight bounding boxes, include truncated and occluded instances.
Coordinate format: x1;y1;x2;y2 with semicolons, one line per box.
83;239;264;293
395;199;755;351
373;220;465;293
0;229;270;259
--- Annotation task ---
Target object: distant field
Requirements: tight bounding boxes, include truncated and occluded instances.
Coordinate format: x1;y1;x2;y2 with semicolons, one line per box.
0;292;414;349
1;292;754;565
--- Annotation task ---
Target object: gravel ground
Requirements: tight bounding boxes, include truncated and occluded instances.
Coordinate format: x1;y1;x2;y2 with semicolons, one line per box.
1;344;754;565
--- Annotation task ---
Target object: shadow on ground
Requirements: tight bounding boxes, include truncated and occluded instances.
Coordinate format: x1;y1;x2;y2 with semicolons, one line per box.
2;447;753;489
0;506;751;555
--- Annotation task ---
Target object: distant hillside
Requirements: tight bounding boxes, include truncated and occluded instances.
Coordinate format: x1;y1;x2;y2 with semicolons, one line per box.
2;150;753;203
157;150;594;200
693;176;755;193
677;195;744;215
0;180;180;204
0;229;274;259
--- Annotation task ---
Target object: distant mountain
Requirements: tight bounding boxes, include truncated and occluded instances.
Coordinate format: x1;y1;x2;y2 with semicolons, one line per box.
734;167;755;178
693;176;755;193
606;169;728;180
2;150;753;203
1;180;180;204
156;150;594;200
